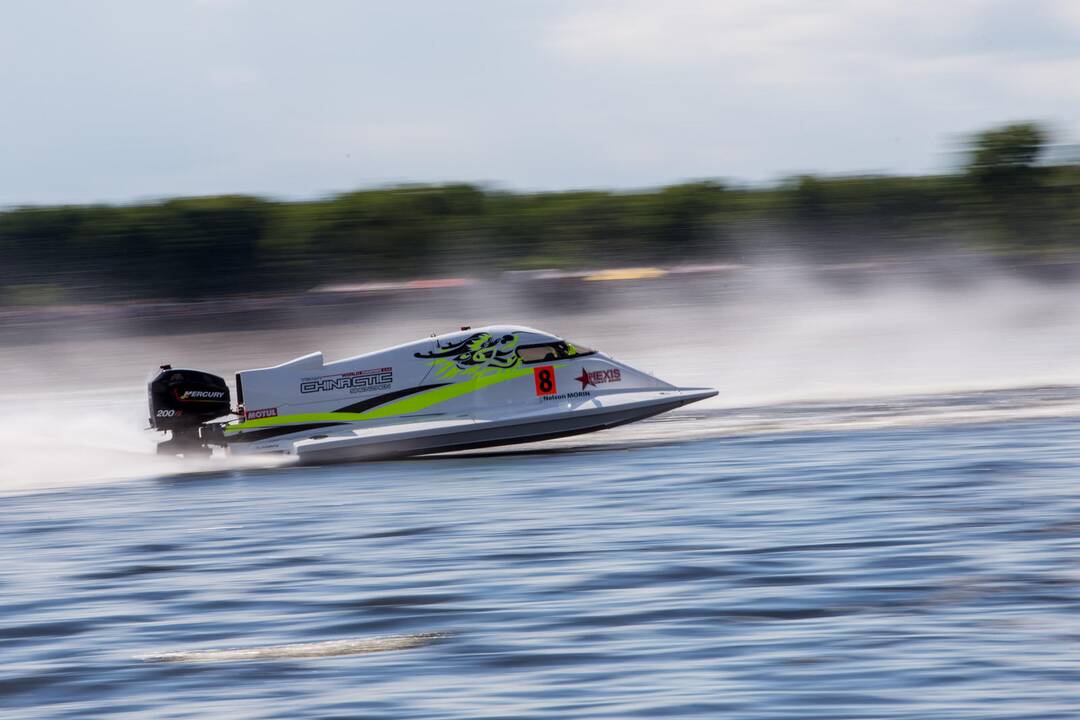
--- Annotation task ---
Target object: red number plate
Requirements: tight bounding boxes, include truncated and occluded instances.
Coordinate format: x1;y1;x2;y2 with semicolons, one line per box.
533;366;557;396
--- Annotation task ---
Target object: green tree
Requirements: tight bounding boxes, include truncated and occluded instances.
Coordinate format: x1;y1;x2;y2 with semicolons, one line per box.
967;122;1048;195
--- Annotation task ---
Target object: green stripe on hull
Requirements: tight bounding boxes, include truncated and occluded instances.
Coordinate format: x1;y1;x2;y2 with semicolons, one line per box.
225;364;547;436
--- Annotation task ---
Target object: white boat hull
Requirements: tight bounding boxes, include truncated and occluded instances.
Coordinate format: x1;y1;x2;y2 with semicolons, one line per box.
293;388;717;464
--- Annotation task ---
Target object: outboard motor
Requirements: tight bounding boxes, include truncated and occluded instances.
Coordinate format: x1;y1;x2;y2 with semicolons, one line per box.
148;365;232;457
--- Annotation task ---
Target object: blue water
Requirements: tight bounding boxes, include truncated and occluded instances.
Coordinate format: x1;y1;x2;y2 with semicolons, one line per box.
4;413;1080;718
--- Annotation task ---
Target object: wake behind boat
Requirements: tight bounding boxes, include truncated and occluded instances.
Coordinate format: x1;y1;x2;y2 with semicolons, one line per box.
148;325;717;464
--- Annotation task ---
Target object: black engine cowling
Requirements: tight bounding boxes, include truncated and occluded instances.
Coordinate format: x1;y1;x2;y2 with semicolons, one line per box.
148;366;232;456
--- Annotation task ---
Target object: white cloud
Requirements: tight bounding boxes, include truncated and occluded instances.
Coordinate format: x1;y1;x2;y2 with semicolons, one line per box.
1049;0;1080;30
192;0;249;8
543;0;1069;83
538;0;1080;177
546;0;828;66
543;0;982;98
1007;57;1080;94
324;120;459;154
207;67;261;89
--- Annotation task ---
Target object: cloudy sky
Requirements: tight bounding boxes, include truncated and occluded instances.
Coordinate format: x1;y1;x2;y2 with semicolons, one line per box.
2;0;1078;205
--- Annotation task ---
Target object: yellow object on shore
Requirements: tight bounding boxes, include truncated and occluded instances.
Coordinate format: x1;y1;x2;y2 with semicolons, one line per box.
583;267;668;282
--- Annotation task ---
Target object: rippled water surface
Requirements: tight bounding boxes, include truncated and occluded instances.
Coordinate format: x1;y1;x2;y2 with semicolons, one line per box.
4;402;1080;719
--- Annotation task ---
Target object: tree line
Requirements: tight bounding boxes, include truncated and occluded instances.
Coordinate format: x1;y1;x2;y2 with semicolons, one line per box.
2;122;1078;304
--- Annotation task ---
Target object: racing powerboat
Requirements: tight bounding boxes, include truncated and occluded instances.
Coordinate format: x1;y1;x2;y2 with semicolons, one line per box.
148;325;717;464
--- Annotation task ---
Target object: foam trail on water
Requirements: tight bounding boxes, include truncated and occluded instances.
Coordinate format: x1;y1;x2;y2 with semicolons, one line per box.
0;388;289;496
138;633;449;663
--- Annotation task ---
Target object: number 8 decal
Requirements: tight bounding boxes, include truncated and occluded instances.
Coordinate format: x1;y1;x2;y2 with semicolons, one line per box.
534;365;557;396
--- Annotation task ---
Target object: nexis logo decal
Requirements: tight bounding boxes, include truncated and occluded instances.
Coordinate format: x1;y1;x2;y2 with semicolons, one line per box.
244;407;278;420
300;367;393;395
575;367;621;390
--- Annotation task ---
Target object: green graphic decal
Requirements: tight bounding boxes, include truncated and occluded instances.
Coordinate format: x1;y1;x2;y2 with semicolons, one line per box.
414;332;521;380
225;361;551;435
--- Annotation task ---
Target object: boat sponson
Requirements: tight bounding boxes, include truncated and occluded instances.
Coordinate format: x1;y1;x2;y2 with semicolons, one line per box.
293;388;716;464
